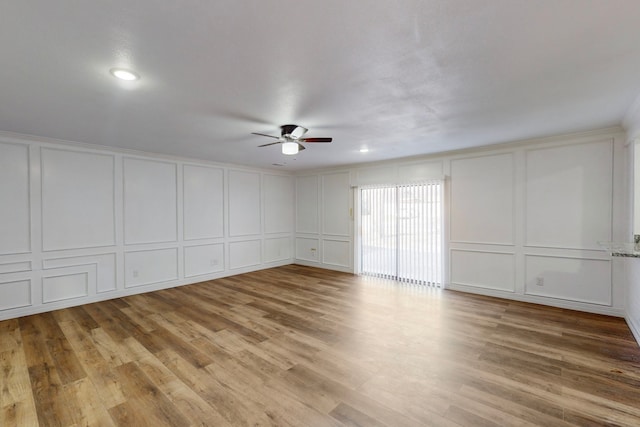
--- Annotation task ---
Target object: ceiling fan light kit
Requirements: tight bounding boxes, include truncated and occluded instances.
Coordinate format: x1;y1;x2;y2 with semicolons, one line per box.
282;141;299;155
252;124;333;157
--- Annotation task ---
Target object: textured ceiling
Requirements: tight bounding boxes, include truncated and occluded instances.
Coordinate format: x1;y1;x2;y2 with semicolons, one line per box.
2;1;640;170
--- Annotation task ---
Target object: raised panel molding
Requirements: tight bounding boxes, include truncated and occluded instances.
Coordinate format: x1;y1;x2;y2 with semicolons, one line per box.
41;148;116;251
124;158;177;245
524;140;613;250
228;170;261;237
184;243;224;277
124;248;178;288
264;174;294;234
450;249;516;292
229;240;261;269
296;175;319;234
264;237;291;263
322;239;350;267
0;261;32;274
42;266;95;303
0;279;31;311
524;255;612;306
450;153;515;245
183;165;224;241
0;142;30;254
43;253;117;293
322;172;350;236
296;237;320;262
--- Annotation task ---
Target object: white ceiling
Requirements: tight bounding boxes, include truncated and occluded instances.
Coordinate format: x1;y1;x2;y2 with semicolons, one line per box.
2;1;640;171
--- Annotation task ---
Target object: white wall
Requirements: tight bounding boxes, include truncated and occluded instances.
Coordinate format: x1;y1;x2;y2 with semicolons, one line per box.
1;126;633;328
297;128;628;317
447;135;621;314
623;98;640;342
626;258;640;343
294;172;353;272
0;134;294;321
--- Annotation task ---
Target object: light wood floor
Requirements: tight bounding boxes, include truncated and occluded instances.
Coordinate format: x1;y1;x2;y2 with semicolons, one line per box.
2;265;640;426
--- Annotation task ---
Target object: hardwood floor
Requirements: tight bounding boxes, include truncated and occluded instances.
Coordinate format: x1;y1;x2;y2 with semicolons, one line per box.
1;265;640;426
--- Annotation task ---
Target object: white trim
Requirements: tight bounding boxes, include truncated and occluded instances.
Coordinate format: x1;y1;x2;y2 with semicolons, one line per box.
626;315;640;346
0;141;31;255
522;138;614;249
449;249;516;293
183;242;225;278
182;164;225;241
449;152;516;246
0;260;292;321
122;157;179;246
447;283;624;317
0;278;32;311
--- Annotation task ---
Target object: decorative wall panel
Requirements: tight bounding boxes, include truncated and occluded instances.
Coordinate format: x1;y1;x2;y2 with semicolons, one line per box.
0;143;30;254
42;269;91;303
264;237;291;263
450;154;514;245
525;255;611;305
183;165;224;240
184;243;224;277
450;250;515;292
124;158;177;245
228;170;261;237
0;279;31;311
296;176;319;233
229;240;261;269
322;239;350;267
322;172;350;236
264;174;294;234
41;148;115;251
525;140;613;249
296;237;320;262
0;261;31;274
124;248;178;288
43;253;116;293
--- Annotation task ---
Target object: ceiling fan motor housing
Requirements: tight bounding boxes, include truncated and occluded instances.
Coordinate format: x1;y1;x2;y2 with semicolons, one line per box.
281;124;307;139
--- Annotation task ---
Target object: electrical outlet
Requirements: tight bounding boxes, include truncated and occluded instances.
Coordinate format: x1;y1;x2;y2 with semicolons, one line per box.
535;277;544;286
133;270;139;278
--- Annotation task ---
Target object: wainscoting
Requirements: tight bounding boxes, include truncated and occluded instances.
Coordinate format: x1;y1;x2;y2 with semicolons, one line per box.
0;135;295;321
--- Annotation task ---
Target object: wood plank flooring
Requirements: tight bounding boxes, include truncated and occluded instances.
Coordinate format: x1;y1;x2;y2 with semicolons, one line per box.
2;264;640;426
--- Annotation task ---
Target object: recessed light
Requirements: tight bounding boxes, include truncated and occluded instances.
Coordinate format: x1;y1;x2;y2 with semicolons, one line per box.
109;68;140;81
360;147;369;153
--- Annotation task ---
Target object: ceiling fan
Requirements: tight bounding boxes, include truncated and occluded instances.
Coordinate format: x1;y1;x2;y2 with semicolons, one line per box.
252;124;332;155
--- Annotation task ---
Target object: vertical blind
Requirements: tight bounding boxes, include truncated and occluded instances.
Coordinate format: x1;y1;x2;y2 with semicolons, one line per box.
360;181;443;286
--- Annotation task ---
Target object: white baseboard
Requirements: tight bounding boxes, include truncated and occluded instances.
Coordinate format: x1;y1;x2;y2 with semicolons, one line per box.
0;259;293;322
293;259;354;273
446;283;625;317
626;315;640;347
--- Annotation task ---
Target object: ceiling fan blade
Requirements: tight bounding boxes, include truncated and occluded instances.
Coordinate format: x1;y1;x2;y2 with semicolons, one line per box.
258;142;281;147
299;137;332;143
290;126;308;139
251;132;280;139
297;143;306;151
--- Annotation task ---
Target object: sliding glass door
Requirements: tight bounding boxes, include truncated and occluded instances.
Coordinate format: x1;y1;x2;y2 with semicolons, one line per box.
360;182;443;286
